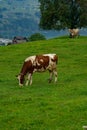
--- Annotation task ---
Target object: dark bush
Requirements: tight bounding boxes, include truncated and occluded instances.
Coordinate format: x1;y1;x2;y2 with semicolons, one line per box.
28;33;46;41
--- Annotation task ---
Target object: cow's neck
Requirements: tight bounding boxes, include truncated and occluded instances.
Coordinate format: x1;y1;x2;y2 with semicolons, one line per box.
20;62;28;76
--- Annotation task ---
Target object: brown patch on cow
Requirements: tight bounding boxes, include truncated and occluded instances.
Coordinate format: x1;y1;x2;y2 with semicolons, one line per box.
20;60;33;75
34;55;49;70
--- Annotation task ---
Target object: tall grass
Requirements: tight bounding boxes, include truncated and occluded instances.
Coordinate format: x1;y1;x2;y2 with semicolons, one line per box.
0;36;87;130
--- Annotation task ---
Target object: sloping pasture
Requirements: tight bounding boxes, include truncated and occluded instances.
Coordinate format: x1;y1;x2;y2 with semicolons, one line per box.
0;36;87;130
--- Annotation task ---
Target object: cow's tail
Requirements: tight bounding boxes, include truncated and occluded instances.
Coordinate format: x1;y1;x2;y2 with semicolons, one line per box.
54;55;58;64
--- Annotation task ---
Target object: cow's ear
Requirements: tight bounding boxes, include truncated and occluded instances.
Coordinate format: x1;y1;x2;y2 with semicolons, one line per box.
16;75;18;77
16;74;19;78
16;75;20;80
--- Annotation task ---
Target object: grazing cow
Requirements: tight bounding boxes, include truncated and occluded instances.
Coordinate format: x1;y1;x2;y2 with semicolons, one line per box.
69;28;79;38
17;54;58;86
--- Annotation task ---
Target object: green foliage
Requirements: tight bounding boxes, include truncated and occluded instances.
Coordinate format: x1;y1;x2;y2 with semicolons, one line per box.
0;36;87;130
39;0;87;29
28;33;46;41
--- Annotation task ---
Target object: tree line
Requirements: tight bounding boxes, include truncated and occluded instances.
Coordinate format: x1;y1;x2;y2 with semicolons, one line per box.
39;0;87;30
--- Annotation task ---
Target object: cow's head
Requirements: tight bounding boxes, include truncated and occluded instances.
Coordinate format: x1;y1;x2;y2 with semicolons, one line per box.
16;73;25;86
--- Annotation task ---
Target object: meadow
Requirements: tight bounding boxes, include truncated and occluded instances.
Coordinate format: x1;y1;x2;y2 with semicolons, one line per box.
0;36;87;130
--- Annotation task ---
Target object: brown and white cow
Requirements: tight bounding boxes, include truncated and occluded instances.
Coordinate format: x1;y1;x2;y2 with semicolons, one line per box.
17;54;58;86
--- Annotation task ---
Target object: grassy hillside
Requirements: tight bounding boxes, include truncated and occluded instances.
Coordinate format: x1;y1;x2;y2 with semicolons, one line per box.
0;36;87;130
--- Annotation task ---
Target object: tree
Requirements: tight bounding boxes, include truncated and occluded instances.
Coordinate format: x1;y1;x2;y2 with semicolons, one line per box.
28;33;46;41
39;0;87;30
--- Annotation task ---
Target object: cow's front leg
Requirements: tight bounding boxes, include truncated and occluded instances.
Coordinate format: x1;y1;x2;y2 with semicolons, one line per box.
25;73;33;86
25;73;30;86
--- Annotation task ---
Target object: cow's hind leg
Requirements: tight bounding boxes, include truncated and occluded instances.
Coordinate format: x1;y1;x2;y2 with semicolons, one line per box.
48;71;54;83
53;69;58;83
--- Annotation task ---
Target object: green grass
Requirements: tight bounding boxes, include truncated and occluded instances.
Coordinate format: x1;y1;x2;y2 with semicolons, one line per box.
0;36;87;130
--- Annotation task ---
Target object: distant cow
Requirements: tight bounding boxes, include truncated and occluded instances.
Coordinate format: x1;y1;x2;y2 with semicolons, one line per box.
17;54;58;86
69;28;79;38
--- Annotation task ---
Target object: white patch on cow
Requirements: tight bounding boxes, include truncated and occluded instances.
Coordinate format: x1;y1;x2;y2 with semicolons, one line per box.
43;54;56;58
36;61;40;66
40;59;44;62
25;56;36;63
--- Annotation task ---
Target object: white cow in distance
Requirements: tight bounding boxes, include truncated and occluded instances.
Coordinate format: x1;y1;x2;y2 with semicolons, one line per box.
69;28;79;38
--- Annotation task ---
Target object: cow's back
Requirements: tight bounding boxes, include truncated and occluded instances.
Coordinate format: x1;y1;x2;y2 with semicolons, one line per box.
34;55;49;70
24;54;58;72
